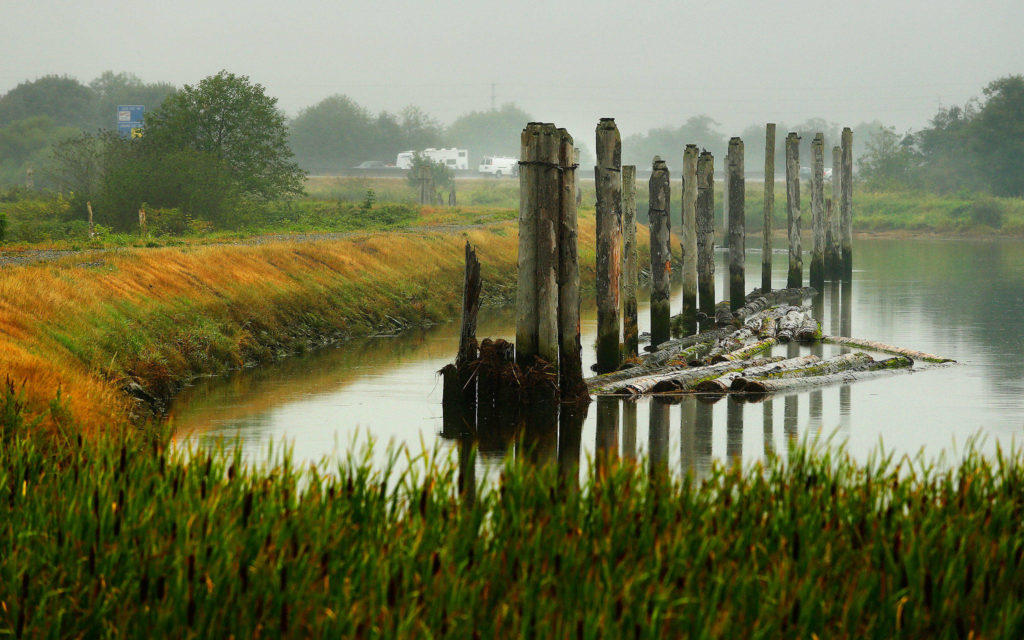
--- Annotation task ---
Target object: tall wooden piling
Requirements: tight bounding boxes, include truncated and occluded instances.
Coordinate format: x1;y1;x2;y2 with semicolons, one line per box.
87;201;95;239
727;137;745;311
621;165;639;359
574;148;582;207
810;133;825;287
696;151;716;320
840;127;853;279
680;144;699;336
649;156;672;346
557;128;584;396
785;133;802;288
535;126;561;368
763;123;776;292
595;118;623;373
828;145;842;276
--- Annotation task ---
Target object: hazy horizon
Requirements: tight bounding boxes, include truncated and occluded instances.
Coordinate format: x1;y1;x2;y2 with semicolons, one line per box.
3;0;1022;141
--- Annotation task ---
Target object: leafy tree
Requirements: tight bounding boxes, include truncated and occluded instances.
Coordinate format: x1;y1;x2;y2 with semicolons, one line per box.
289;95;378;171
623;116;727;169
856;126;919;190
397;106;443;152
446;103;532;167
0;116;80;187
971;75;1024;196
0;75;95;129
143;70;305;201
87;71;176;132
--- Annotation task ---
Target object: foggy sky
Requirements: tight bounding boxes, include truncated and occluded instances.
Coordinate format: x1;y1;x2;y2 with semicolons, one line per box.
3;0;1021;142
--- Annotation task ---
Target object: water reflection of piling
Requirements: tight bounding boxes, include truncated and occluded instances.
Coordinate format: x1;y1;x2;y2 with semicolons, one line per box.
694;396;715;479
649;398;670;476
810;289;825;431
621;399;638;460
679;395;697;477
595;396;620;470
784;341;800;442
558;403;587;492
457;438;476;507
726;397;744;462
763;399;775;455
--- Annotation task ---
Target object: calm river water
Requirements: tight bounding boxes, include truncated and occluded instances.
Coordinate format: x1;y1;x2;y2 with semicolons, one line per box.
173;237;1024;474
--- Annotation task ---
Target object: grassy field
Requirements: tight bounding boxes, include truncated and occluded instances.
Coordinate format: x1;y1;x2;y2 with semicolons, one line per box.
2;407;1023;638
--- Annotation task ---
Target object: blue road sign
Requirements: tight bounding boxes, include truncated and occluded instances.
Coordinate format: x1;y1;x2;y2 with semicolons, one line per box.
117;105;145;138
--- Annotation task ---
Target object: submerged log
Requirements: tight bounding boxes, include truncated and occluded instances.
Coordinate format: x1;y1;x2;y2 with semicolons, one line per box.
733;352;874;392
821;336;955;363
740;356;913;394
610;357;780;396
695;354;820;392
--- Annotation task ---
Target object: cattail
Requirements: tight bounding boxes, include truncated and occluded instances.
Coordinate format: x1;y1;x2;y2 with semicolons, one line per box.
119;443;127;476
187;553;195;583
242;491;253;527
139;570;149;604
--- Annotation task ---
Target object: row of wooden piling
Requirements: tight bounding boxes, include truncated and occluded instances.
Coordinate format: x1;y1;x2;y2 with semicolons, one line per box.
594;120;856;374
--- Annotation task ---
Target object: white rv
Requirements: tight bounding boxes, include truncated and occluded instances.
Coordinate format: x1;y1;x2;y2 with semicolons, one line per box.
396;148;469;170
478;156;519;178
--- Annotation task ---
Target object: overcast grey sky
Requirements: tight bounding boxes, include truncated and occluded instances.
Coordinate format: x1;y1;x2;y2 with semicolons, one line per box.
2;0;1021;140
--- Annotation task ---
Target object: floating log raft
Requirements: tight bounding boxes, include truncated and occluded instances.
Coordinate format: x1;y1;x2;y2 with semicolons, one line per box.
586;290;953;397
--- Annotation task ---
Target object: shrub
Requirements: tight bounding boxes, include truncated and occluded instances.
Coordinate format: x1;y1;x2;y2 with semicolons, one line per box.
969;197;1004;228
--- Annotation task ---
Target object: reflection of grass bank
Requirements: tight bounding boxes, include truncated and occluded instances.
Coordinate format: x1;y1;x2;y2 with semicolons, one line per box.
2;423;1022;637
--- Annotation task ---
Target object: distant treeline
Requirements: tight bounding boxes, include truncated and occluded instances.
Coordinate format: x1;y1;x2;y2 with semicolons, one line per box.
2;71;1022;198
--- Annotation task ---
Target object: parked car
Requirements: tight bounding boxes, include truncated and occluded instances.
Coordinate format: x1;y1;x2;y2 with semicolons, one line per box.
353;160;390;169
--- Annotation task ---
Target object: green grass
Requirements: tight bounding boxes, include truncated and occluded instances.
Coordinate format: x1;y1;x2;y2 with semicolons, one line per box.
3;383;1024;637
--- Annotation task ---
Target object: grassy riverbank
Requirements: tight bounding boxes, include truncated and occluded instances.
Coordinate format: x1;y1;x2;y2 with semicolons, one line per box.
2;413;1022;637
1;205;632;433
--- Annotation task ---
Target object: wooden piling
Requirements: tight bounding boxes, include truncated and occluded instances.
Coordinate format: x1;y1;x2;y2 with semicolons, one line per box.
785;132;802;288
649;156;672;346
574;148;582;207
558;128;585;396
535;125;561;368
449;184;456;207
828;145;842;277
138;207;147;237
763;123;776;292
594;118;623;373
696;151;716;320
810;133;825;287
25;167;33;190
456;242;482;369
681;144;699;336
840;128;853;279
87;201;95;239
516;123;541;366
621;165;639;359
727;137;745;311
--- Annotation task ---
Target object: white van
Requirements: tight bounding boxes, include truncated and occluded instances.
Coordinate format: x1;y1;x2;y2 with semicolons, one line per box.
478;156;519;178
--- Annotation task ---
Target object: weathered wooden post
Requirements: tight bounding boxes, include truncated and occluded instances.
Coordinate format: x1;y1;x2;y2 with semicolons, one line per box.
557;128;585;397
696;151;716;320
449;183;456;207
763;123;776;292
680;144;699;336
25;167;34;190
810;133;825;287
516;122;561;369
727;137;745;311
594;118;622;373
840;127;853;279
648;156;672;346
87;201;95;239
138;207;147;237
516;123;541;367
785;132;802;288
828;145;842;277
722;148;730;248
621;165;639;359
